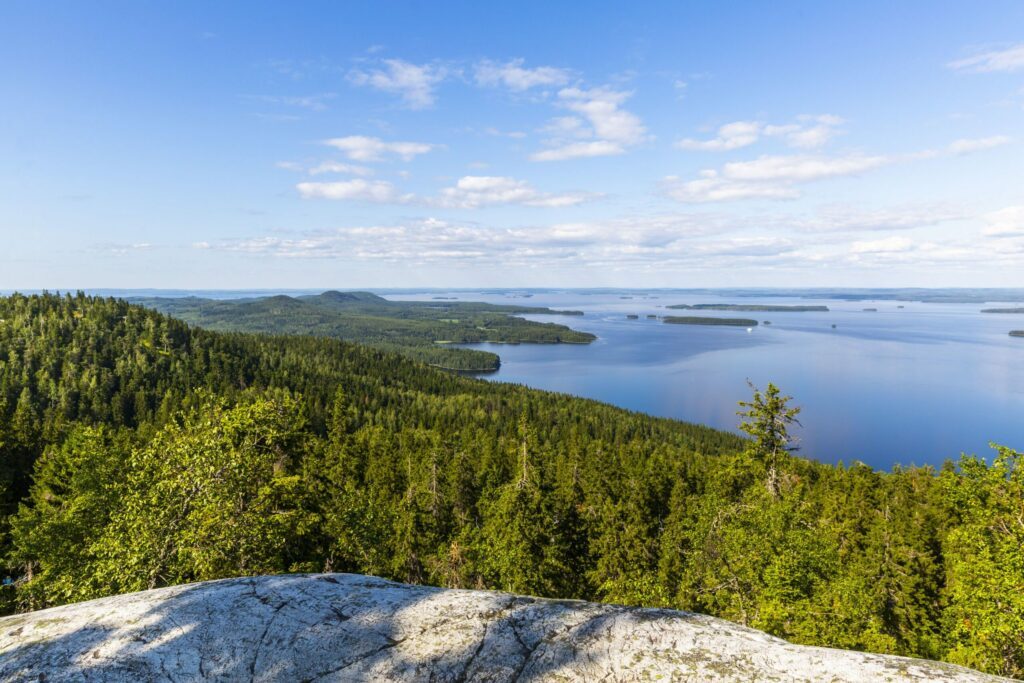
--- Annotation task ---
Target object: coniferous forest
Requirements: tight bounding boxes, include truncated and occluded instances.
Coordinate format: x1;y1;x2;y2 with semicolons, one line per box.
0;293;1022;678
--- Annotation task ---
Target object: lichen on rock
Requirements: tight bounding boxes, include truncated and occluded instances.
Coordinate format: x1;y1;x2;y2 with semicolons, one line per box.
0;574;1010;682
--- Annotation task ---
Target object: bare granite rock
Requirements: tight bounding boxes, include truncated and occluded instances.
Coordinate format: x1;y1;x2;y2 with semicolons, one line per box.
0;573;1009;682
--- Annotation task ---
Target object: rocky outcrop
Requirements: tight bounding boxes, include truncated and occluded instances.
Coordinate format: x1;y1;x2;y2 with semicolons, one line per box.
0;573;1008;682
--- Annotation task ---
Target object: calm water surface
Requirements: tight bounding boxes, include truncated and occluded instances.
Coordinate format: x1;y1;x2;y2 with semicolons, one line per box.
390;290;1024;470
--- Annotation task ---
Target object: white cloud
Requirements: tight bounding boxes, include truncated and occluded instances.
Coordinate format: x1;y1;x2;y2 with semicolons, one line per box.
323;136;436;162
949;44;1024;73
483;127;528;139
348;59;447;109
308;161;374;176
532;87;647;161
196;202;1023;274
983;206;1024;237
787;204;965;233
677;121;762;151
434;176;595;208
850;236;915;254
722;153;888;182
474;59;572;91
196;214;758;267
677;115;843;152
296;179;410;203
947;135;1012;154
664;153;889;203
531;140;626;162
559;87;647;145
250;93;336;111
296;174;595;208
662;172;801;202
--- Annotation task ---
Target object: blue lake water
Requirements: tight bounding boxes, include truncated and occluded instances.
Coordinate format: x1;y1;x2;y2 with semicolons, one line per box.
389;290;1024;470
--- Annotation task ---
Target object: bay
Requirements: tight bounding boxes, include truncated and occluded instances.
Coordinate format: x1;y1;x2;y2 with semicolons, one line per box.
390;289;1024;470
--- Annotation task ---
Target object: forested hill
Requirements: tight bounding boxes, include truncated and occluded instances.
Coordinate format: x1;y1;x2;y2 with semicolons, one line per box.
0;292;1022;678
130;290;595;371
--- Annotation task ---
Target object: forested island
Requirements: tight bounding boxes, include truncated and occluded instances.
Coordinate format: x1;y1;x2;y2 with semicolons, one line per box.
668;304;829;312
982;307;1024;314
664;316;759;327
0;293;1022;678
1011;330;1024;338
131;291;594;372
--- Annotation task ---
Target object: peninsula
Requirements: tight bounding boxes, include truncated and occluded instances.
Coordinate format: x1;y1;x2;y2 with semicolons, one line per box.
132;291;594;372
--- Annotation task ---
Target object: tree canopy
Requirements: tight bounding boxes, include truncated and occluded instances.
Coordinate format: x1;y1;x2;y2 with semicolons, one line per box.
0;292;1021;678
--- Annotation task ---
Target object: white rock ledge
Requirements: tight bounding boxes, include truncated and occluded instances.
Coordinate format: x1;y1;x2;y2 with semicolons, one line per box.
0;573;1009;682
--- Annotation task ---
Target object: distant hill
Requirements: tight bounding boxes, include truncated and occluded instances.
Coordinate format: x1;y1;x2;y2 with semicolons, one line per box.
131;291;595;371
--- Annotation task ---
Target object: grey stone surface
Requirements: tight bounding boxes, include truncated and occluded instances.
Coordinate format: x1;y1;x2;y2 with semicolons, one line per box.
0;573;1009;682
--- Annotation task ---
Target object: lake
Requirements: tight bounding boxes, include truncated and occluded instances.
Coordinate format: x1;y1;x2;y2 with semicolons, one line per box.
388;290;1024;470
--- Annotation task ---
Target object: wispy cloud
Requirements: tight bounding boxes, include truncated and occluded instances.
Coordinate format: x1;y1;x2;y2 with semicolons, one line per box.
348;59;448;109
296;179;411;202
949;44;1024;73
93;242;156;255
308;161;374;176
663;153;888;203
983;205;1024;237
474;59;572;91
532;87;648;161
946;135;1012;154
849;235;915;254
677;115;843;152
664;133;1010;204
194;200;1022;274
296;174;597;209
247;93;337;111
277;160;375;176
434;176;596;209
784;204;965;233
323;136;436;162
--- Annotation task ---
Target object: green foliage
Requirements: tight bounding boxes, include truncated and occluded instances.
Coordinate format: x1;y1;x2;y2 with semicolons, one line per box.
132;290;595;371
667;304;829;312
91;394;318;595
1;292;1023;678
737;382;801;497
662;316;759;326
941;446;1024;678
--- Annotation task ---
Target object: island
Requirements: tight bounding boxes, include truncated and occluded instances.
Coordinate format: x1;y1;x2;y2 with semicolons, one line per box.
981;307;1024;314
667;304;829;312
1011;330;1024;338
626;314;639;319
663;316;758;327
131;291;595;372
646;314;658;319
863;308;878;312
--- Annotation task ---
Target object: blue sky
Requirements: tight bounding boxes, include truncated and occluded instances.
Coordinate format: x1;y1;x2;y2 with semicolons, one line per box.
3;1;1024;289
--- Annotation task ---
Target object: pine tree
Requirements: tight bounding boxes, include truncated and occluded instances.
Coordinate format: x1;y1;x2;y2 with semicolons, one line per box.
737;382;801;497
